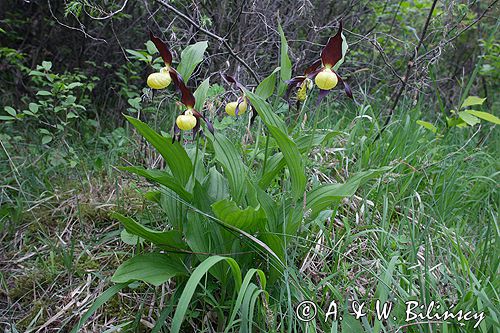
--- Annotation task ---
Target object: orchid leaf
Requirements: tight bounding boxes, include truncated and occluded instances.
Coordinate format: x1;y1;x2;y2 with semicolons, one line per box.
177;41;208;82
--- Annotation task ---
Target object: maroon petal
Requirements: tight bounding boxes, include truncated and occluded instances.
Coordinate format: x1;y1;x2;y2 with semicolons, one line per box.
304;59;322;75
172;122;181;143
203;116;215;134
169;68;196;108
284;76;306;102
149;31;173;66
221;73;247;93
336;73;353;99
306;67;324;80
316;89;332;106
320;21;343;68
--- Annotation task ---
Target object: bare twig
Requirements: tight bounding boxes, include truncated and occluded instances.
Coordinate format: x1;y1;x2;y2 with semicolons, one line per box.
155;0;260;83
374;0;439;140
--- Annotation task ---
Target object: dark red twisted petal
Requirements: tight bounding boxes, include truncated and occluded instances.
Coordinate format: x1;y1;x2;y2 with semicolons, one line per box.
304;59;322;75
169;68;195;108
284;76;306;102
221;73;247;93
172;123;181;143
149;31;173;66
335;73;353;99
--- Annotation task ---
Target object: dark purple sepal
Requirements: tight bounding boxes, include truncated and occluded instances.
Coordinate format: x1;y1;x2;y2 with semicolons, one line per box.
149;31;173;66
221;73;247;93
172;123;181;143
169;68;196;108
284;76;306;102
320;20;343;68
304;59;322;75
336;74;353;99
316;89;332;106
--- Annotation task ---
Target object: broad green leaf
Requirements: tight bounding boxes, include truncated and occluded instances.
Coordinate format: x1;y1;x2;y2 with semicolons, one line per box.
177;41;208;81
145;40;158;55
120;166;192;201
461;96;486;109
306;166;392;219
36;90;52;96
41;135;53;144
70;283;129;333
208;132;247;203
256;67;280;99
277;23;292;95
212;199;266;232
194;77;210;111
4;106;16;117
416;120;437;133
465;110;500;125
204;167;228;202
125;116;192;185
112;253;187;286
111;212;186;250
120;229;140;245
125;49;150;62
0;115;15;121
170;256;242;333
458;111;480;126
28;103;39;113
246;91;305;201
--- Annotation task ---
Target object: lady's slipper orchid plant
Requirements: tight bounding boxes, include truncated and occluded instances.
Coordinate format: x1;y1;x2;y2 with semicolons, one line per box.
221;73;251;117
146;32;179;90
286;21;353;104
170;72;214;142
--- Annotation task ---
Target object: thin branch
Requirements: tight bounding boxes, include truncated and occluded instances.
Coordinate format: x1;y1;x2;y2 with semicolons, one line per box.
83;0;129;20
374;0;439;140
155;0;260;83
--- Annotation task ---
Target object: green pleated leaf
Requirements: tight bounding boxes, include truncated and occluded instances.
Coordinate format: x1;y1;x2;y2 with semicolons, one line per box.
177;41;208;82
256;67;280;99
246;91;305;201
258;130;343;190
278;23;292;95
212;199;266;232
306;166;392;219
208;132;247;203
112;212;186;250
125;116;192;185
119;166;192;201
112;253;187;286
194;77;210;111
